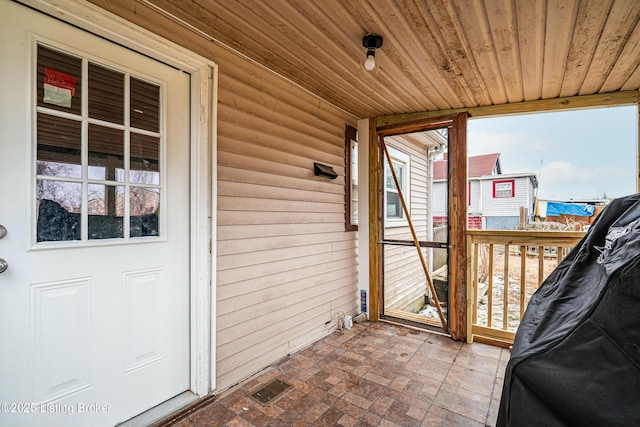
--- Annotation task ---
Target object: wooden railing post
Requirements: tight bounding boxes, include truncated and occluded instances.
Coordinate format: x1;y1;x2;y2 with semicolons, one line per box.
519;245;526;319
503;244;509;331
488;244;494;328
466;235;475;344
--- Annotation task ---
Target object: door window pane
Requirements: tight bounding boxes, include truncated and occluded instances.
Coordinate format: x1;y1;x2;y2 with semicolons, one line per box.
130;78;160;132
37;46;82;114
130;133;160;185
88;124;124;181
36;181;82;242
88;63;124;124
37;113;82;178
88;184;124;239
130;187;159;237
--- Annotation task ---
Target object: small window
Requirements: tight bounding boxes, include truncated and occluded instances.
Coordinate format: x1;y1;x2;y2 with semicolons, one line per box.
384;145;410;224
494;180;515;198
386;164;404;219
345;125;358;231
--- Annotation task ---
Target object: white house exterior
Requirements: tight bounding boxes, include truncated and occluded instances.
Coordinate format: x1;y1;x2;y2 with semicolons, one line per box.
468;173;538;229
433;153;538;230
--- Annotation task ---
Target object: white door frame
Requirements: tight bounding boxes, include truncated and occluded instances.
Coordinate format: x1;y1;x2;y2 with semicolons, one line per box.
19;0;218;396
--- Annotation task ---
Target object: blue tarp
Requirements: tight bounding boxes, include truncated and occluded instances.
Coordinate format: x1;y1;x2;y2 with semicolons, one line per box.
546;201;595;217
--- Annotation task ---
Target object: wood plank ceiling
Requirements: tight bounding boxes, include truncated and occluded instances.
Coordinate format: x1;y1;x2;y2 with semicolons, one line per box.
133;0;640;118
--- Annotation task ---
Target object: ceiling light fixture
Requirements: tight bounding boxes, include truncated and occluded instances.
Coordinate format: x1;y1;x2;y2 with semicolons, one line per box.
362;34;383;71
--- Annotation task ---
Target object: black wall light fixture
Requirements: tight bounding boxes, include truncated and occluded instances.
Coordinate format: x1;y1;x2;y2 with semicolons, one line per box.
362;33;383;71
314;162;338;179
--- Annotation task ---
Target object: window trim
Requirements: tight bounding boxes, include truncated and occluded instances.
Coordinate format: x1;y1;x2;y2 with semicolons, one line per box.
345;124;358;231
493;179;515;198
384;145;410;226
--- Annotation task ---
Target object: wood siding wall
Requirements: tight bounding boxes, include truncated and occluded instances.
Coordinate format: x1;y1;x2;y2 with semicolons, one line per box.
383;139;429;311
87;0;359;392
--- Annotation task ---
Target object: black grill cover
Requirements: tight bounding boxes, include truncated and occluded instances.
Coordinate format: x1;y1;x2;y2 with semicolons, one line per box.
497;194;640;427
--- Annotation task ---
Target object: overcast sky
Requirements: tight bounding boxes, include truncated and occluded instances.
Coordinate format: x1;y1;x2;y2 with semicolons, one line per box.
467;105;638;201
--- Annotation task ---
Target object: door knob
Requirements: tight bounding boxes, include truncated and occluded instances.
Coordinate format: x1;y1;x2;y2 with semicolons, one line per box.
0;258;7;274
0;225;6;239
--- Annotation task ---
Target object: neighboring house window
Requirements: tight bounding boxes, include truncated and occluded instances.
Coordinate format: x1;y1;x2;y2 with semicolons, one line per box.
384;146;410;224
468;181;471;206
345;124;358;231
494;180;515;198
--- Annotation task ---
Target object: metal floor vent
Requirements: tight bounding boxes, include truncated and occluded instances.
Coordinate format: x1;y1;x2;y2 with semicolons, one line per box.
250;379;292;405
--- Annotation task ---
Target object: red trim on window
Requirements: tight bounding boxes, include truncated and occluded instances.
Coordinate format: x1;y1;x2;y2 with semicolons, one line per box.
493;179;515;198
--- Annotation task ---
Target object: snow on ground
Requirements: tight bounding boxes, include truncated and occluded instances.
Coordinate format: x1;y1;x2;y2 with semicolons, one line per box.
476;275;523;331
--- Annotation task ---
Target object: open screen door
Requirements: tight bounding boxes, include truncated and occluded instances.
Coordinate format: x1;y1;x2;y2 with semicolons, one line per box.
376;114;467;338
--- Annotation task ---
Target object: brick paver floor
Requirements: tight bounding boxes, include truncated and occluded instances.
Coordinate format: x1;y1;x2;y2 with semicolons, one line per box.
159;322;509;427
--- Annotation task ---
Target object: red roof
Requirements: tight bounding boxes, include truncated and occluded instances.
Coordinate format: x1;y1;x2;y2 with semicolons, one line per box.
433;153;500;179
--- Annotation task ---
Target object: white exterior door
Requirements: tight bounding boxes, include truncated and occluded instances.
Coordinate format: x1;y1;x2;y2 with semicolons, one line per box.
0;3;191;426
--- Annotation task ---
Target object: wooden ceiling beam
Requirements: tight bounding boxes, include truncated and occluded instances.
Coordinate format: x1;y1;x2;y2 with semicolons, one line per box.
377;90;639;127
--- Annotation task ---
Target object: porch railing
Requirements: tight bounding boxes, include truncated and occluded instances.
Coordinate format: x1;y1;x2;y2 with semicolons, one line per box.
467;230;586;346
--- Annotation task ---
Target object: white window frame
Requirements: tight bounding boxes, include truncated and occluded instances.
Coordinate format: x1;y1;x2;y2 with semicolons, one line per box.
345;124;358;230
384;145;410;226
494;179;515;198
